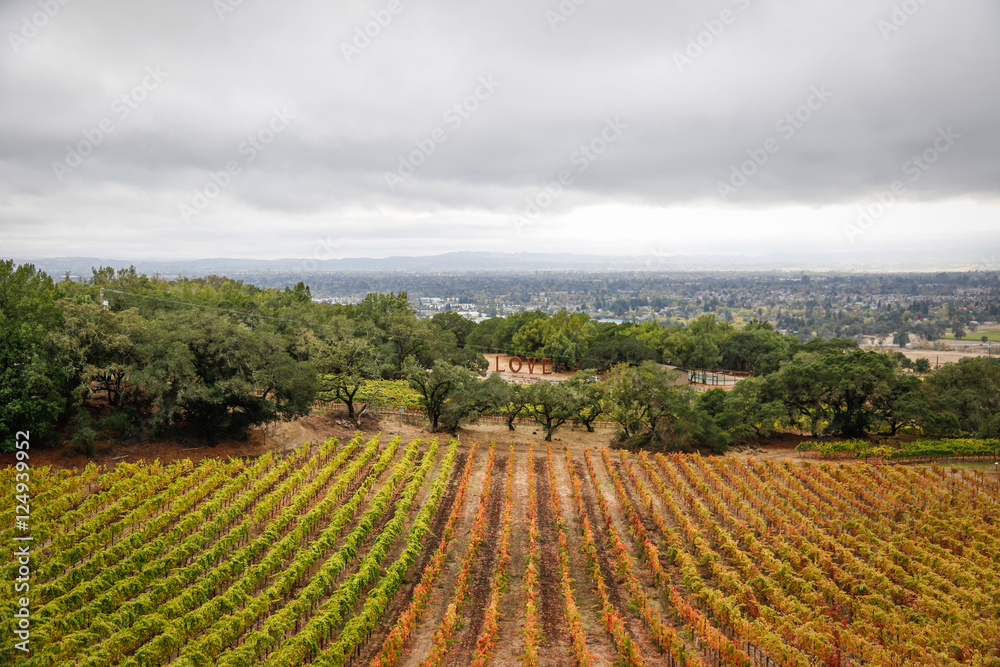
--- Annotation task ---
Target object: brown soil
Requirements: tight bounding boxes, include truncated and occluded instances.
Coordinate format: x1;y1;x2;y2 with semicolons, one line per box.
443;453;507;667
493;449;529;667
548;450;617;667
353;451;469;667
573;459;664;662
394;444;491;667
864;345;989;367
533;455;571;664
21;408;622;474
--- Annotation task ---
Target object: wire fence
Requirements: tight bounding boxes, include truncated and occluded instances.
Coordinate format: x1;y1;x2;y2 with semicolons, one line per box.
677;366;753;387
316;403;617;430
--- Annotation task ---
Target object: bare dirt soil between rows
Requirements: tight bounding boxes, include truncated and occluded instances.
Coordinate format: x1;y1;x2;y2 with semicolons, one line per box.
443;453;506;667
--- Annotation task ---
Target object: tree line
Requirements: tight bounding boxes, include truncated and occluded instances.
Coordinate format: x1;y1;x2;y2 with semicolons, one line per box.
2;261;998;454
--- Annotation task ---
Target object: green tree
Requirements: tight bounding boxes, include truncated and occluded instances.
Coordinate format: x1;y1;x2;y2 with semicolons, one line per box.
767;352;828;436
404;359;477;432
139;310;317;443
491;310;547;354
717;377;784;443
431;311;475;347
599;362;722;451
818;350;902;438
511;310;594;371
315;337;385;424
524;381;579;441
719;322;796;375
563;372;605;432
466;317;505;352
872;373;928;436
664;314;733;368
500;382;532;431
440;372;509;432
353;292;415;331
56;302;148;407
770;349;898;438
384;314;431;374
416;323;488;373
587;332;660;370
924;358;1000;437
0;262;75;450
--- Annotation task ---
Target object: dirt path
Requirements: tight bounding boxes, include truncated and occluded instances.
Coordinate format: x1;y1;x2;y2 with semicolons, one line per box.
549;448;617;667
533;455;573;667
492;448;529;667
574;457;666;665
442;453;507;667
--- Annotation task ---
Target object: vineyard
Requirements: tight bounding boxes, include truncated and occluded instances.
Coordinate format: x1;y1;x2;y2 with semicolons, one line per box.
3;436;1000;666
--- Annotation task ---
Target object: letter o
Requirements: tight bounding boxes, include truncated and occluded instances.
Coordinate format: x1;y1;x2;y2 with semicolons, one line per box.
696;31;713;47
741;160;758;176
204;182;220;198
922;148;939;164
508;356;523;373
408;150;425;166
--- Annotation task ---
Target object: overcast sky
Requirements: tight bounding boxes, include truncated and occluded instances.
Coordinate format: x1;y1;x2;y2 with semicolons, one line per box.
2;0;998;262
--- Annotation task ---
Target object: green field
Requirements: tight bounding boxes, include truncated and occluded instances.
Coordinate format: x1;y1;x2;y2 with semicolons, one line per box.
940;327;1000;341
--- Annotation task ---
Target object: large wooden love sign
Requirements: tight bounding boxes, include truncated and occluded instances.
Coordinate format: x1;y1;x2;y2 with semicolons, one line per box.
494;355;552;374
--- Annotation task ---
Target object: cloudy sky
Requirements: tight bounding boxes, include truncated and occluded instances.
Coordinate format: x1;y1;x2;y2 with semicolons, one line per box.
2;0;998;262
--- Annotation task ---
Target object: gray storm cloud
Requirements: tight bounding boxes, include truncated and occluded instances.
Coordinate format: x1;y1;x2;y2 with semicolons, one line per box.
1;0;998;259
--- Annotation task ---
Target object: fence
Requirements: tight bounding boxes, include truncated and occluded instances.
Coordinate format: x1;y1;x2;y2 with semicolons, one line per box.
679;367;753;387
316;403;617;430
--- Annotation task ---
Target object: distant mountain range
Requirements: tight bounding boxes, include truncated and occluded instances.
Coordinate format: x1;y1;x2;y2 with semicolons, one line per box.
9;249;1000;279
